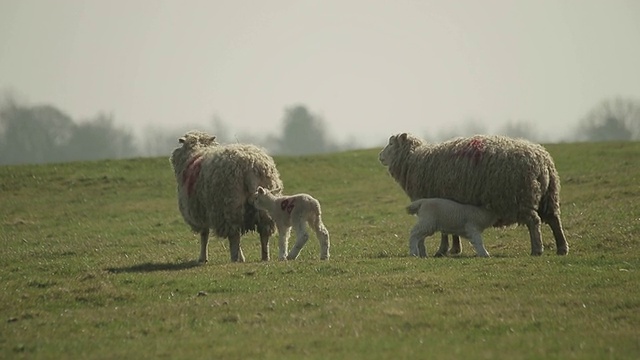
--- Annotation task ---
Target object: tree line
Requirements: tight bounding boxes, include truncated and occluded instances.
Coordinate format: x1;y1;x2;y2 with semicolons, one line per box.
1;95;639;165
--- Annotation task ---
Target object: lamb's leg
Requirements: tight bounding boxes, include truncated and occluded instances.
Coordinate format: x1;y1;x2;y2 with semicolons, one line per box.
526;211;544;256
409;223;433;257
198;229;210;263
418;238;427;257
257;209;274;261
287;224;309;260
547;215;569;255
435;233;449;257
314;221;330;260
468;231;490;258
228;234;245;262
278;227;291;261
450;235;462;255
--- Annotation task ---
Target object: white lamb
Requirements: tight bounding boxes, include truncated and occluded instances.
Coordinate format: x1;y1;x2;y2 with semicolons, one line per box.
251;186;330;260
406;198;499;258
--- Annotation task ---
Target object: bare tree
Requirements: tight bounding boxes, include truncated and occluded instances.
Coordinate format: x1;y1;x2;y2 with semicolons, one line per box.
497;120;540;142
577;97;640;141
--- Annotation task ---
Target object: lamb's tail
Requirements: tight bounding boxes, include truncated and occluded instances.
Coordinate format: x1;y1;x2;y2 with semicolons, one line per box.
406;199;425;215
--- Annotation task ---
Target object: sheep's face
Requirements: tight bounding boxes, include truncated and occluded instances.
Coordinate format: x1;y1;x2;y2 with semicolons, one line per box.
379;133;405;166
379;133;422;166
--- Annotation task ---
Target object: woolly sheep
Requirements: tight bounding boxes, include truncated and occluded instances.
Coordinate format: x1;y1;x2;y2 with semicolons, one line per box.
379;133;569;256
170;130;283;263
251;186;330;260
406;198;499;257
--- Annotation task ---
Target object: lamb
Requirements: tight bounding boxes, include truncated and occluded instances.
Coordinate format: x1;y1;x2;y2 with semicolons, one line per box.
170;130;283;263
406;198;499;257
379;133;569;257
251;186;330;260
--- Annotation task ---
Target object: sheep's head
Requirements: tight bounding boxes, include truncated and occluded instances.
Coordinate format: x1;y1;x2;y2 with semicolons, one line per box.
379;133;422;166
170;130;219;172
178;130;218;149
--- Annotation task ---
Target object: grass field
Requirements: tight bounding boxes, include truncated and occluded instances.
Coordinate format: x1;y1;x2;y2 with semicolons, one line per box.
1;141;639;359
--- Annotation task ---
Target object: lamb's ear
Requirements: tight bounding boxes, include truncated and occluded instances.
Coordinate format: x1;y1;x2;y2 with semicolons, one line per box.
399;133;408;142
257;186;266;195
178;137;186;144
271;187;282;194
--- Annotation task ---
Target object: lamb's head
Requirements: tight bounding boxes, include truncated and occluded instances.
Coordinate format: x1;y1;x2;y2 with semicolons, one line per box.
379;133;423;166
170;130;219;171
251;186;280;209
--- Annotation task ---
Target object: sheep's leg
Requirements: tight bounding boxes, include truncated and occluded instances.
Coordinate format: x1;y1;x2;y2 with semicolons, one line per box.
257;209;274;261
314;221;330;260
526;212;543;256
198;229;210;263
278;227;291;261
468;231;490;258
228;234;245;262
287;224;309;260
547;215;569;255
259;232;270;261
450;235;462;255
435;233;449;257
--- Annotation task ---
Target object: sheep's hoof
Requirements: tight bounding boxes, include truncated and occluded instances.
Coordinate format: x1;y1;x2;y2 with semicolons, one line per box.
530;251;543;256
198;258;208;264
434;252;445;258
557;248;569;255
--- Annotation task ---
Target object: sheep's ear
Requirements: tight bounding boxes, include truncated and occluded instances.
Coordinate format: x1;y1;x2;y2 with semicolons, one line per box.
209;136;216;143
399;133;408;142
178;137;186;144
257;186;265;195
271;187;282;194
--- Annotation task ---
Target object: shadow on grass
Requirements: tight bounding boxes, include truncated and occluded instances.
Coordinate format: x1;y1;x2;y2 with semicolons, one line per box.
105;260;202;274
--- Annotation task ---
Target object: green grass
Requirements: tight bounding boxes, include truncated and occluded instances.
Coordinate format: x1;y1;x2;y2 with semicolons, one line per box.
1;142;639;359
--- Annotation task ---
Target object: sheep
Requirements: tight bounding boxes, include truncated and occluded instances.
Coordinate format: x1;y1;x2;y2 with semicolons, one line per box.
379;133;569;257
250;186;330;260
406;198;499;257
170;130;283;263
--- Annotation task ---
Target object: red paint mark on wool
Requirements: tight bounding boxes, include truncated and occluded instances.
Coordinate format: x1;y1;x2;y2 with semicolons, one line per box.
456;137;485;165
280;199;295;214
182;155;203;197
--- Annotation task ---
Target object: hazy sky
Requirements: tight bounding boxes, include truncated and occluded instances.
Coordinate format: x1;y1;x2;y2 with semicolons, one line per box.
1;0;639;146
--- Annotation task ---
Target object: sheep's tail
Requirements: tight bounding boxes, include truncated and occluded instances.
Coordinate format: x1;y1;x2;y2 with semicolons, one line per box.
538;166;561;223
406;199;425;215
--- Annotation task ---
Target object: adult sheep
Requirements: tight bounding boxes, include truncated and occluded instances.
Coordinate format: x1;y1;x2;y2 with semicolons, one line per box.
170;130;283;263
379;133;568;257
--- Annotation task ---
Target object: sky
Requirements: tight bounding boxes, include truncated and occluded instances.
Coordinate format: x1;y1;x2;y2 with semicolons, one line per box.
1;0;639;147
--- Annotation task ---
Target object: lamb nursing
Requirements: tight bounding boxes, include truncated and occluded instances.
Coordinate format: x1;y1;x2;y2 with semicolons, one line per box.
170;130;283;263
406;198;498;257
379;132;569;257
251;186;330;260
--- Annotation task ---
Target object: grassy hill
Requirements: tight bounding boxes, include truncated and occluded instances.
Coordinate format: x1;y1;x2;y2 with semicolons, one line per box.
1;141;639;359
